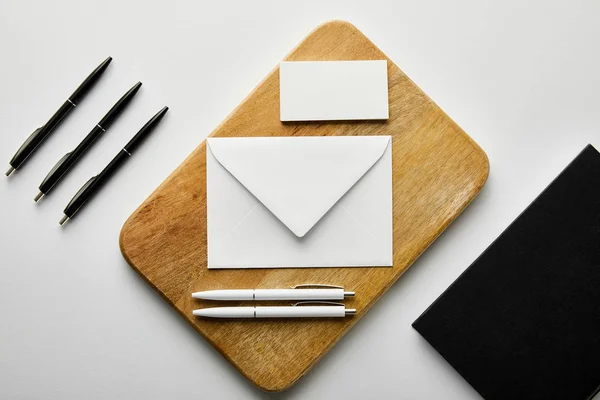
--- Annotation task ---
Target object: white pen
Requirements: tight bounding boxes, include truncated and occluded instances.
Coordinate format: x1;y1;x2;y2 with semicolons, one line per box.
191;284;354;301
193;302;356;319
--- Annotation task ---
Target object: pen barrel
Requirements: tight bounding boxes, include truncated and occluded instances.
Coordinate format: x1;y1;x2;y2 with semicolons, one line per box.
42;100;75;136
39;125;105;194
254;288;345;301
193;306;347;318
255;306;346;318
69;57;112;104
193;307;255;318
96;149;130;186
74;125;105;155
63;150;129;218
192;289;347;301
124;106;169;154
9;101;73;169
98;82;142;130
193;290;254;301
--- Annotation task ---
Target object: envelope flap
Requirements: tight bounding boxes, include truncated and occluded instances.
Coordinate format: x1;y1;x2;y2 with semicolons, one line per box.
207;136;391;237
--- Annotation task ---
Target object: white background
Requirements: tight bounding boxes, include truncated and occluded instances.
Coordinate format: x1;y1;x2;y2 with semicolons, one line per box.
1;1;599;399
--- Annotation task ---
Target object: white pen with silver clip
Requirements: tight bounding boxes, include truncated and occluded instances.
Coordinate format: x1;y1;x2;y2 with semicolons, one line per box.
193;302;356;319
191;284;354;301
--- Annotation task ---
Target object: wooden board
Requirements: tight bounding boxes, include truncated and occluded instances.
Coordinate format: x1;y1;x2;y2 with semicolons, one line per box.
119;20;489;392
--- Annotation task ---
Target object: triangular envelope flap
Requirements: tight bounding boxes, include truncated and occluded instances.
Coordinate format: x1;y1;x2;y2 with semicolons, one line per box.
207;136;391;237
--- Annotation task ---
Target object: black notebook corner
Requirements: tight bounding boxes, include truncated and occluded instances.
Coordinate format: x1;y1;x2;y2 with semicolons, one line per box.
413;144;600;400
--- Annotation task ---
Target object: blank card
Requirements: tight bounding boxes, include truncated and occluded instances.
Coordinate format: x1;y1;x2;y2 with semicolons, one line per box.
279;60;389;121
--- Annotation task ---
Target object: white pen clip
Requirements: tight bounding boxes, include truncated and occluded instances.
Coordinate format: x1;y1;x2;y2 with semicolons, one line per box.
292;284;343;289
293;301;357;316
291;284;355;298
292;301;346;307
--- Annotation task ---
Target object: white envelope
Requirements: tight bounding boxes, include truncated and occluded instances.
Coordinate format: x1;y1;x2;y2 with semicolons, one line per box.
206;136;393;269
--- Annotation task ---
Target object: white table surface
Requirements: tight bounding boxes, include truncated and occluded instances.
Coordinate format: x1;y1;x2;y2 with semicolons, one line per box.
1;1;599;399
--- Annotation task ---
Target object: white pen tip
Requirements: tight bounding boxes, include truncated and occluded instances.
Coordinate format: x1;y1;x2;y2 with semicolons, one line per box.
34;192;44;203
5;166;15;177
192;309;217;318
59;215;69;226
191;292;209;300
191;290;222;301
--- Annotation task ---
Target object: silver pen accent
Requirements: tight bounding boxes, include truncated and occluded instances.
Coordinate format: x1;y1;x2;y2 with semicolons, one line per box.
59;215;70;226
34;192;44;203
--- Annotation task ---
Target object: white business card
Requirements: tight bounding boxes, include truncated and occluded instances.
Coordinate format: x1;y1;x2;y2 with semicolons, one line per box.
279;60;389;122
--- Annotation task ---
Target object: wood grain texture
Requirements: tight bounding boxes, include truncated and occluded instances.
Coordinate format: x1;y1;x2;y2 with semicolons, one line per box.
119;20;489;392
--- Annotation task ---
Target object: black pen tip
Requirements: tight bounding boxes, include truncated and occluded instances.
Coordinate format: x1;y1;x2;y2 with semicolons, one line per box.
152;106;169;121
5;166;15;177
34;192;44;203
59;215;69;226
100;57;112;68
129;81;143;93
93;56;112;77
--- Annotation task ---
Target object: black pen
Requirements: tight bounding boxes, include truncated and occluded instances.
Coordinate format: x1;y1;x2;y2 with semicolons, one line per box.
5;56;112;177
59;106;169;225
34;82;142;202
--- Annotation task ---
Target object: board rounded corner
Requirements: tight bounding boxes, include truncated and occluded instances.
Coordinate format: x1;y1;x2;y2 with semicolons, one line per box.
468;140;491;192
119;209;140;269
252;377;299;393
312;19;360;34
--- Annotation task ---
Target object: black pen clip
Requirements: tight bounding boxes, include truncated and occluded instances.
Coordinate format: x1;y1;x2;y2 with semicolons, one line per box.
17;126;44;152
49;152;72;174
64;175;97;210
40;152;73;187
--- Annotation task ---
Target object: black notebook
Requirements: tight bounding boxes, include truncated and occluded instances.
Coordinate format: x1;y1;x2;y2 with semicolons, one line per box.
413;144;600;400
